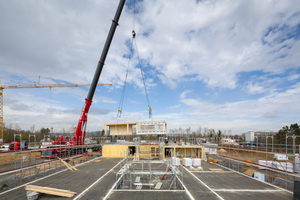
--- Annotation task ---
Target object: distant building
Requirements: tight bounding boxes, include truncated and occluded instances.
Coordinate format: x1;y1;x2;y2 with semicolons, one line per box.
245;131;255;142
254;131;277;136
221;137;236;144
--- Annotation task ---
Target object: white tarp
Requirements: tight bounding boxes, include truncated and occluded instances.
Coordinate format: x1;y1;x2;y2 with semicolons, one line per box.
192;158;201;167
273;154;288;160
209;148;217;155
183;158;192;166
204;148;210;153
171;157;180;166
295;154;300;173
258;160;293;172
253;173;265;182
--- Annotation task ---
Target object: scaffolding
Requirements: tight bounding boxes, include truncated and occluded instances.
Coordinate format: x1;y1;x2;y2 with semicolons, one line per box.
116;138;183;191
115;159;183;190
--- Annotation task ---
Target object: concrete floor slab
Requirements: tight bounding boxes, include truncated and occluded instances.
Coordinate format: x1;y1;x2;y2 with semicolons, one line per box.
200;161;231;171
216;191;293;200
0;158;294;200
192;172;277;190
0;158;120;200
182;167;220;200
107;191;190;200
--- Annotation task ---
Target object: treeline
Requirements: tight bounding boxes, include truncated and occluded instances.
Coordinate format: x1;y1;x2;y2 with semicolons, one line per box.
275;123;300;144
3;124;52;143
168;126;243;142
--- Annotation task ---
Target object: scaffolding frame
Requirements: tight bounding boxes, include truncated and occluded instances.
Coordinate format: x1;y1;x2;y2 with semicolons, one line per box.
115;158;183;190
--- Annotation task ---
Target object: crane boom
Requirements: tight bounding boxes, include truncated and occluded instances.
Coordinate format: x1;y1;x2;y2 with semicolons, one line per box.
73;0;126;145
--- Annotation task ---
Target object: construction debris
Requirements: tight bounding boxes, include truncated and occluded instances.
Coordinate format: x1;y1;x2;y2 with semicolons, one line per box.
26;191;40;200
57;157;78;171
244;169;258;176
25;185;77;198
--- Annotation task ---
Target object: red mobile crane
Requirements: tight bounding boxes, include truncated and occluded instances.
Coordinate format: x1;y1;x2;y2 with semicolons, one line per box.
70;0;126;146
40;0;126;158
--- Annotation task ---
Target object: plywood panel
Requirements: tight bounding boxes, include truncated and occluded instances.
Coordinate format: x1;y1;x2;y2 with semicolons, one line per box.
110;125;127;135
102;145;128;157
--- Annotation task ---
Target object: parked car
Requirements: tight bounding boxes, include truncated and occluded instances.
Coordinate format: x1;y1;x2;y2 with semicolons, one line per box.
0;145;9;151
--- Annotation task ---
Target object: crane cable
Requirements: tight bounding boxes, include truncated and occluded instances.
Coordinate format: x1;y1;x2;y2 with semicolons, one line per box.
117;38;134;117
133;37;152;118
117;0;152;118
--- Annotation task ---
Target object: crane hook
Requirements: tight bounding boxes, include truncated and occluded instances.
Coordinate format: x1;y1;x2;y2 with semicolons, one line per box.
132;30;136;38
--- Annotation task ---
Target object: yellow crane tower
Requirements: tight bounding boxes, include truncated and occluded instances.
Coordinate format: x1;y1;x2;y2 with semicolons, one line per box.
0;78;112;145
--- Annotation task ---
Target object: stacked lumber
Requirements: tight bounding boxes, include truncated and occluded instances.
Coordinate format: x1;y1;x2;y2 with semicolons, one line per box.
25;185;77;198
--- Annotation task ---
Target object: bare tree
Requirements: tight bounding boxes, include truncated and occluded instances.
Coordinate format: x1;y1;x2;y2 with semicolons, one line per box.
29;125;35;134
69;125;76;134
196;126;202;137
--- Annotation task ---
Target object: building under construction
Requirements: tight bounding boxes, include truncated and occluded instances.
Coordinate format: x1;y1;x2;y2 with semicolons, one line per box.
0;129;298;199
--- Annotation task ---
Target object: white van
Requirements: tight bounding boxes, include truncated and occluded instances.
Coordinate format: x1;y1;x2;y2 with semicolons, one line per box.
0;145;9;151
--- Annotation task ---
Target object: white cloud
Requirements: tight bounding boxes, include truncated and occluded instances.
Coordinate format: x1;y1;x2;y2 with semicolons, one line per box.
177;82;300;133
168;104;181;110
288;74;300;81
134;0;300;89
246;81;265;94
180;90;193;99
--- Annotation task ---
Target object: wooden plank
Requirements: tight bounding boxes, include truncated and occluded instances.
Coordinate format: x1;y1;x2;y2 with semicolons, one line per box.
57;157;78;171
209;168;223;171
25;185;77;198
26;185;76;193
94;159;102;163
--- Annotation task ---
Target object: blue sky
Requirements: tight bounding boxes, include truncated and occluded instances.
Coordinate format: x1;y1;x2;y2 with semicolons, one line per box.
0;0;300;134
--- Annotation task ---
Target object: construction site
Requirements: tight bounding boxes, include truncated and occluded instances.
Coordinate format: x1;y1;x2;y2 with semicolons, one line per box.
0;0;300;199
0;119;299;199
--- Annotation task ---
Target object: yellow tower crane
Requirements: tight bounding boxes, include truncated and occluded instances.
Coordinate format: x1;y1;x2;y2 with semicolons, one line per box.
0;78;112;145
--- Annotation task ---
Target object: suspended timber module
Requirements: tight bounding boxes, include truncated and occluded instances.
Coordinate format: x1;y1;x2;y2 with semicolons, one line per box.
104;121;167;136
